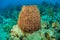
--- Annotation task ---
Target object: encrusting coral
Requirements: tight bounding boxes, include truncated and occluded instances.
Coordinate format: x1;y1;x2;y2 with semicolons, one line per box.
17;5;40;33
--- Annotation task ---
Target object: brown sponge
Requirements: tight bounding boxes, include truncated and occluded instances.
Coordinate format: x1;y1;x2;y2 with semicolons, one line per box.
18;5;40;33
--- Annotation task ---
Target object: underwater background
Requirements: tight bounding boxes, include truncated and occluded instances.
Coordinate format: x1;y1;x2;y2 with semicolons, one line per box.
0;0;60;40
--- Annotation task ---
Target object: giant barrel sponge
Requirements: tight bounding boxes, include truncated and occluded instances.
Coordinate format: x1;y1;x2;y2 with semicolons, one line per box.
18;5;40;33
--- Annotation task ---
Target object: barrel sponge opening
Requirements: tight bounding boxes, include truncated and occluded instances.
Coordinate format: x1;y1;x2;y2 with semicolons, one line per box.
18;5;40;33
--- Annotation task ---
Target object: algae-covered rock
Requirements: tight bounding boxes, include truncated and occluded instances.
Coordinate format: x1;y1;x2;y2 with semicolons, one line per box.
10;25;24;38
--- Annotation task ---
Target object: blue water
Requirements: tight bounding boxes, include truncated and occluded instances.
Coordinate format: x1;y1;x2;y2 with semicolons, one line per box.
0;0;60;9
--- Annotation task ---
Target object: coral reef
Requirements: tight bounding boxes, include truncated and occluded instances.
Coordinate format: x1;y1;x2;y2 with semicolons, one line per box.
0;2;60;40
